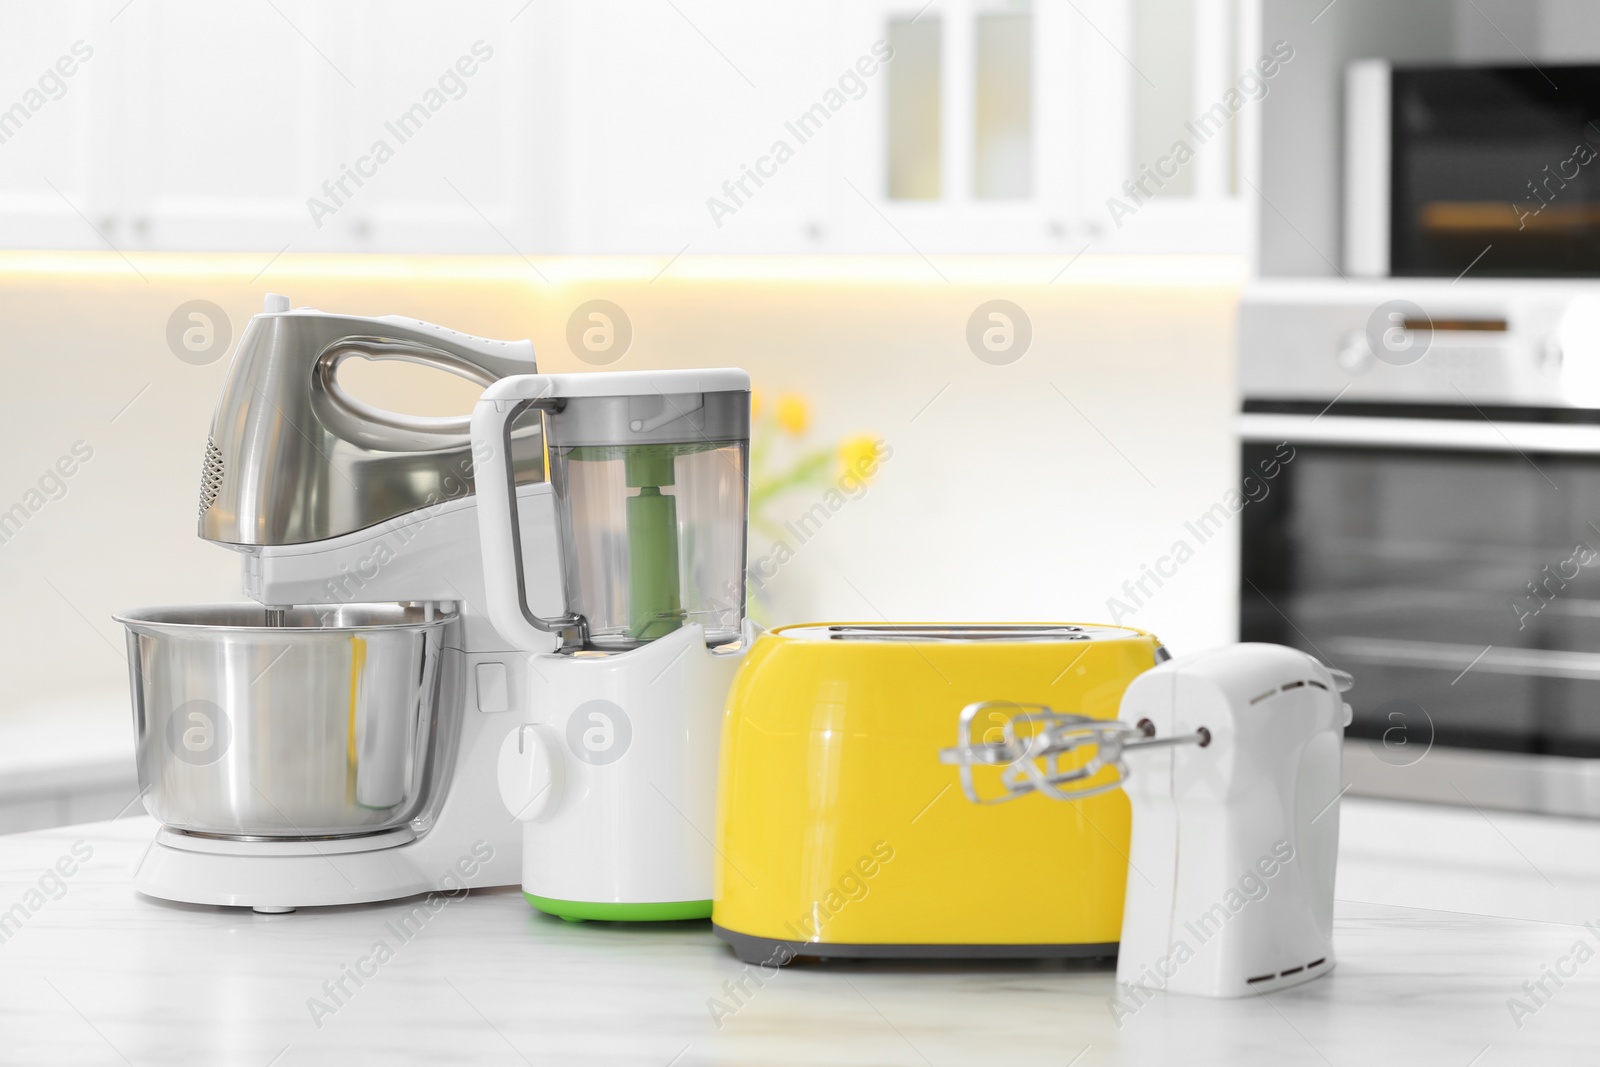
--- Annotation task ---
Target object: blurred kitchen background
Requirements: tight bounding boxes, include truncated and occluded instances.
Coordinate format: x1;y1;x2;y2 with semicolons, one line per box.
5;0;1600;832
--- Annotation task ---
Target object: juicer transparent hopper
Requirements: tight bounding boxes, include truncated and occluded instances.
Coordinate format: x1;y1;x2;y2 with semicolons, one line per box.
476;370;751;653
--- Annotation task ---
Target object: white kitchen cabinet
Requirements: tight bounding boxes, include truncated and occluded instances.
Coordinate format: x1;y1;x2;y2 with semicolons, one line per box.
0;5;110;249
0;0;1257;255
526;0;1261;255
0;0;545;255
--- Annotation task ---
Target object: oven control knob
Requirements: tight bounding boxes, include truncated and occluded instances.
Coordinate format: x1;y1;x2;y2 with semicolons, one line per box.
1542;339;1564;375
1336;329;1374;374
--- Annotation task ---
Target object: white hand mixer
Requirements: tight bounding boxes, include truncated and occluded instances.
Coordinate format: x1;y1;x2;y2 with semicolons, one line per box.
940;643;1353;998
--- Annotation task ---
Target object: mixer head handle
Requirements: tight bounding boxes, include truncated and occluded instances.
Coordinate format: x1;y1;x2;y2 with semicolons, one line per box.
201;294;539;547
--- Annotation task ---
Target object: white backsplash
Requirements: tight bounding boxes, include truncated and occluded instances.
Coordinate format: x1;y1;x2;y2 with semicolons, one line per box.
0;252;1244;729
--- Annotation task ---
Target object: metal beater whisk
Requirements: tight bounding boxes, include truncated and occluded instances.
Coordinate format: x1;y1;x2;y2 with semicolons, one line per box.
938;701;1211;804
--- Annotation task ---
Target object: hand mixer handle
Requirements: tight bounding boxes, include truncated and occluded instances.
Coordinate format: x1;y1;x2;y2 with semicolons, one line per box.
310;314;537;453
471;375;588;650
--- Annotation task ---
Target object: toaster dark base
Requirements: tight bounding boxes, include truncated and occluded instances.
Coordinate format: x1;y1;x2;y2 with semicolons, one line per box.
714;925;1118;966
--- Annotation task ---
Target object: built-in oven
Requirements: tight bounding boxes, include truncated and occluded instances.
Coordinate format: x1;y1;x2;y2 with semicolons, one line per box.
1240;279;1600;816
1345;60;1600;278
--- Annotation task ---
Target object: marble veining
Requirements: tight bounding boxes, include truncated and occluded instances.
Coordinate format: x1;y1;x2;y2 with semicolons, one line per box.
2;808;1599;1066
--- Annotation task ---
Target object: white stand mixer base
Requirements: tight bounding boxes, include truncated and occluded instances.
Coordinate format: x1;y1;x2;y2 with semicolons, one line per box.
135;841;457;910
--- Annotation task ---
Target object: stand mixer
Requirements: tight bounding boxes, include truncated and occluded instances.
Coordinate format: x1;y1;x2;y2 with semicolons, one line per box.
941;644;1352;998
473;370;753;921
116;294;558;911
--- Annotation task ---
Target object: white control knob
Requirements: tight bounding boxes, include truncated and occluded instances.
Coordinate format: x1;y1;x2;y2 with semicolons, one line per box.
1542;339;1564;375
498;724;561;821
1335;328;1374;374
1556;295;1600;405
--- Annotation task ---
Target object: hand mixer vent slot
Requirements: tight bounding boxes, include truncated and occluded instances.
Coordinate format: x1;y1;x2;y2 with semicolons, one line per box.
1250;678;1327;705
198;437;224;516
1245;957;1325;986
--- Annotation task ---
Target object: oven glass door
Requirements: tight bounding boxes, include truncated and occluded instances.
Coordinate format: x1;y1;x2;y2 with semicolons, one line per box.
1391;64;1600;277
1242;424;1600;758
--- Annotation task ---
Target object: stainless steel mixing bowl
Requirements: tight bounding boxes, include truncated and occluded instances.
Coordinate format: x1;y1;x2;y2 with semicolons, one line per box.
115;603;461;839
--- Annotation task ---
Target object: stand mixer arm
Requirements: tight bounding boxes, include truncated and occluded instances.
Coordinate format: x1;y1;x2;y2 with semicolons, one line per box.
202;296;541;547
309;315;538;454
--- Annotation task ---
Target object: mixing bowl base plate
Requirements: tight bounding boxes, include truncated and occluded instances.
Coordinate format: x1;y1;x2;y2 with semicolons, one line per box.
134;837;509;910
156;825;416;857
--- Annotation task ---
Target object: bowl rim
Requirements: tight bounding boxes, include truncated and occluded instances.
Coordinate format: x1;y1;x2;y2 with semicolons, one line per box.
112;602;459;634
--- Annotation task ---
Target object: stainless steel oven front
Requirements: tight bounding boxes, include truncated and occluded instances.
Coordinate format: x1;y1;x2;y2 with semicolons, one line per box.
1240;279;1600;817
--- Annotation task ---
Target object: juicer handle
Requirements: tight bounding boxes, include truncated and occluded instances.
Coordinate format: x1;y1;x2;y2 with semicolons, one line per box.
310;317;537;453
471;375;587;649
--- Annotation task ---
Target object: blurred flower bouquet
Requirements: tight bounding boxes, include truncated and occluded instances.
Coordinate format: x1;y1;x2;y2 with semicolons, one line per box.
744;390;886;623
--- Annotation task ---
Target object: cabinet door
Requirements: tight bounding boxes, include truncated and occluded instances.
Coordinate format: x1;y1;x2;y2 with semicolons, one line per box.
111;0;337;252
0;6;120;250
0;2;546;254
519;0;848;254
312;1;547;254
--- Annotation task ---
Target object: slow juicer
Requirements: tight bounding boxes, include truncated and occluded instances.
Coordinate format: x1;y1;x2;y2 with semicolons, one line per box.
473;370;753;920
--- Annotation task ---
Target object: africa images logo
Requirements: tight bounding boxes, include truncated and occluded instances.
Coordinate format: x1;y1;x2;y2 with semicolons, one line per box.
166;699;231;766
565;699;632;766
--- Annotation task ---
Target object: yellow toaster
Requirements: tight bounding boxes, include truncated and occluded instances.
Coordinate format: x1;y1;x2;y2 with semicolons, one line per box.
712;622;1166;963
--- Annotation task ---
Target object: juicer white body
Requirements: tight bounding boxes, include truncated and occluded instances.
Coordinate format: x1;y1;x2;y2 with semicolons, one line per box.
1114;644;1349;998
496;623;751;914
135;487;561;910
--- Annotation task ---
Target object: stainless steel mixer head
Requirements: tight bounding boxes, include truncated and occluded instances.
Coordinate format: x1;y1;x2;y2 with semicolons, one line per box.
200;296;540;547
938;701;1210;804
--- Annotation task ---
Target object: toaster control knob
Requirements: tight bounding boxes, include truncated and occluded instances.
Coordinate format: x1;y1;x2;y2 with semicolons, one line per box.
499;724;561;821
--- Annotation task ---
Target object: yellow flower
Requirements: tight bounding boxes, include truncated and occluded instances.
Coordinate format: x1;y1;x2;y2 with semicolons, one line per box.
776;394;809;436
839;434;883;480
750;388;764;420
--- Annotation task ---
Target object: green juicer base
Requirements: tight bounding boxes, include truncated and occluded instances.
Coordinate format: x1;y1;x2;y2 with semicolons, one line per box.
524;892;712;923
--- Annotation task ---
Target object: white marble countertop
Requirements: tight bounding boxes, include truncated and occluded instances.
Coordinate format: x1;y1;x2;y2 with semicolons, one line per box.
3;798;1599;1066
